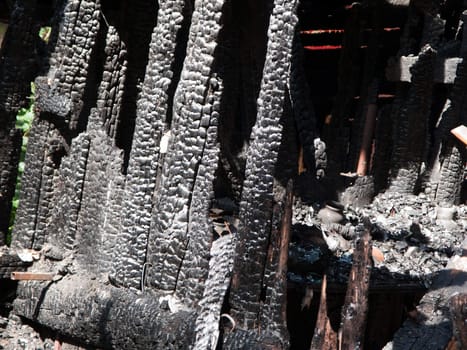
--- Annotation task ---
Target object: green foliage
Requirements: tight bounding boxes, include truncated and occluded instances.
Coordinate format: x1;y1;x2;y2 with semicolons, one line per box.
0;22;8;48
39;26;51;43
7;82;35;244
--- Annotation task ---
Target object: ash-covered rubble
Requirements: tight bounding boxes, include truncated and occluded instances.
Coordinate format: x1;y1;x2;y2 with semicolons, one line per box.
289;191;465;289
0;314;55;350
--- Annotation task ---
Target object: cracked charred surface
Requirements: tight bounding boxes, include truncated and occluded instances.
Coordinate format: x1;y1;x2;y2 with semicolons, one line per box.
112;0;192;290
228;0;298;333
2;0;301;348
12;0;102;251
145;0;226;301
388;4;443;195
0;0;40;245
3;1;467;349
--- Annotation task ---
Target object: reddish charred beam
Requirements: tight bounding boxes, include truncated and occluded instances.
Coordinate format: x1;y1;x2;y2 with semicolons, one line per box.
304;45;368;51
278;180;293;321
11;271;54;281
301;29;344;35
356;83;378;176
300;27;400;35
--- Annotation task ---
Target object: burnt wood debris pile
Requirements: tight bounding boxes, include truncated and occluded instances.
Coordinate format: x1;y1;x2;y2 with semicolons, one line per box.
0;0;466;349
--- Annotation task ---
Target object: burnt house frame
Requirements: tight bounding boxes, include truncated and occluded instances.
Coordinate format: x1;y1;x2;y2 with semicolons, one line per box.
0;0;466;349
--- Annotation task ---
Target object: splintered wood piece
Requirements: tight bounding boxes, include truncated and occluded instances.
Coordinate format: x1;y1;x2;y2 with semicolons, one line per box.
278;180;294;322
339;219;372;350
298;147;306;174
260;180;294;329
371;246;385;263
451;125;467;145
11;271;54;281
310;274;338;350
449;293;467;349
356;103;377;176
278;180;293;276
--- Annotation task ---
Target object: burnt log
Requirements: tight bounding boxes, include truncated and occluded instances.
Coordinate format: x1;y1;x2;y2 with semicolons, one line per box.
13;275;198;349
384;238;467;350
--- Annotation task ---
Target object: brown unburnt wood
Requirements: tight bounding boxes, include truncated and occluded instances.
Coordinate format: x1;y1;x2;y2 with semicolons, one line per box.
10;271;54;281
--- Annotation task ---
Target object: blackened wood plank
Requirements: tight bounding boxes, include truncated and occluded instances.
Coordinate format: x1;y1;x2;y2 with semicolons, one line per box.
339;220;372;350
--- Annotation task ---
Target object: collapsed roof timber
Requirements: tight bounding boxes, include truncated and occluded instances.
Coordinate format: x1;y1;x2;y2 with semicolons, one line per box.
0;0;466;349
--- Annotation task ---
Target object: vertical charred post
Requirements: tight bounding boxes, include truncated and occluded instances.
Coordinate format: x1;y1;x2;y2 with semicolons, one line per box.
388;4;444;194
389;47;436;193
114;0;158;169
216;0;271;203
12;0;102;250
426;11;467;206
348;0;382;175
449;293;467;349
228;0;299;332
0;0;40;245
339;220;372;349
290;30;320;174
146;0;228;302
69;0;156;275
112;0;192;289
323;4;364;178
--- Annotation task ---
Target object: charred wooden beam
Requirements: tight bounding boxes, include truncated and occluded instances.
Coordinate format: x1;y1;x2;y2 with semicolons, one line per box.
385;238;467;349
13;275;197;349
258;180;294;335
111;0;192;289
0;0;40;245
0;128;21;245
339;220;372;349
310;275;338;350
388;9;444;194
145;0;227;304
323;3;364;177
73;128;124;273
425;11;467;206
229;0;299;330
192;234;234;349
12;0;102;251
